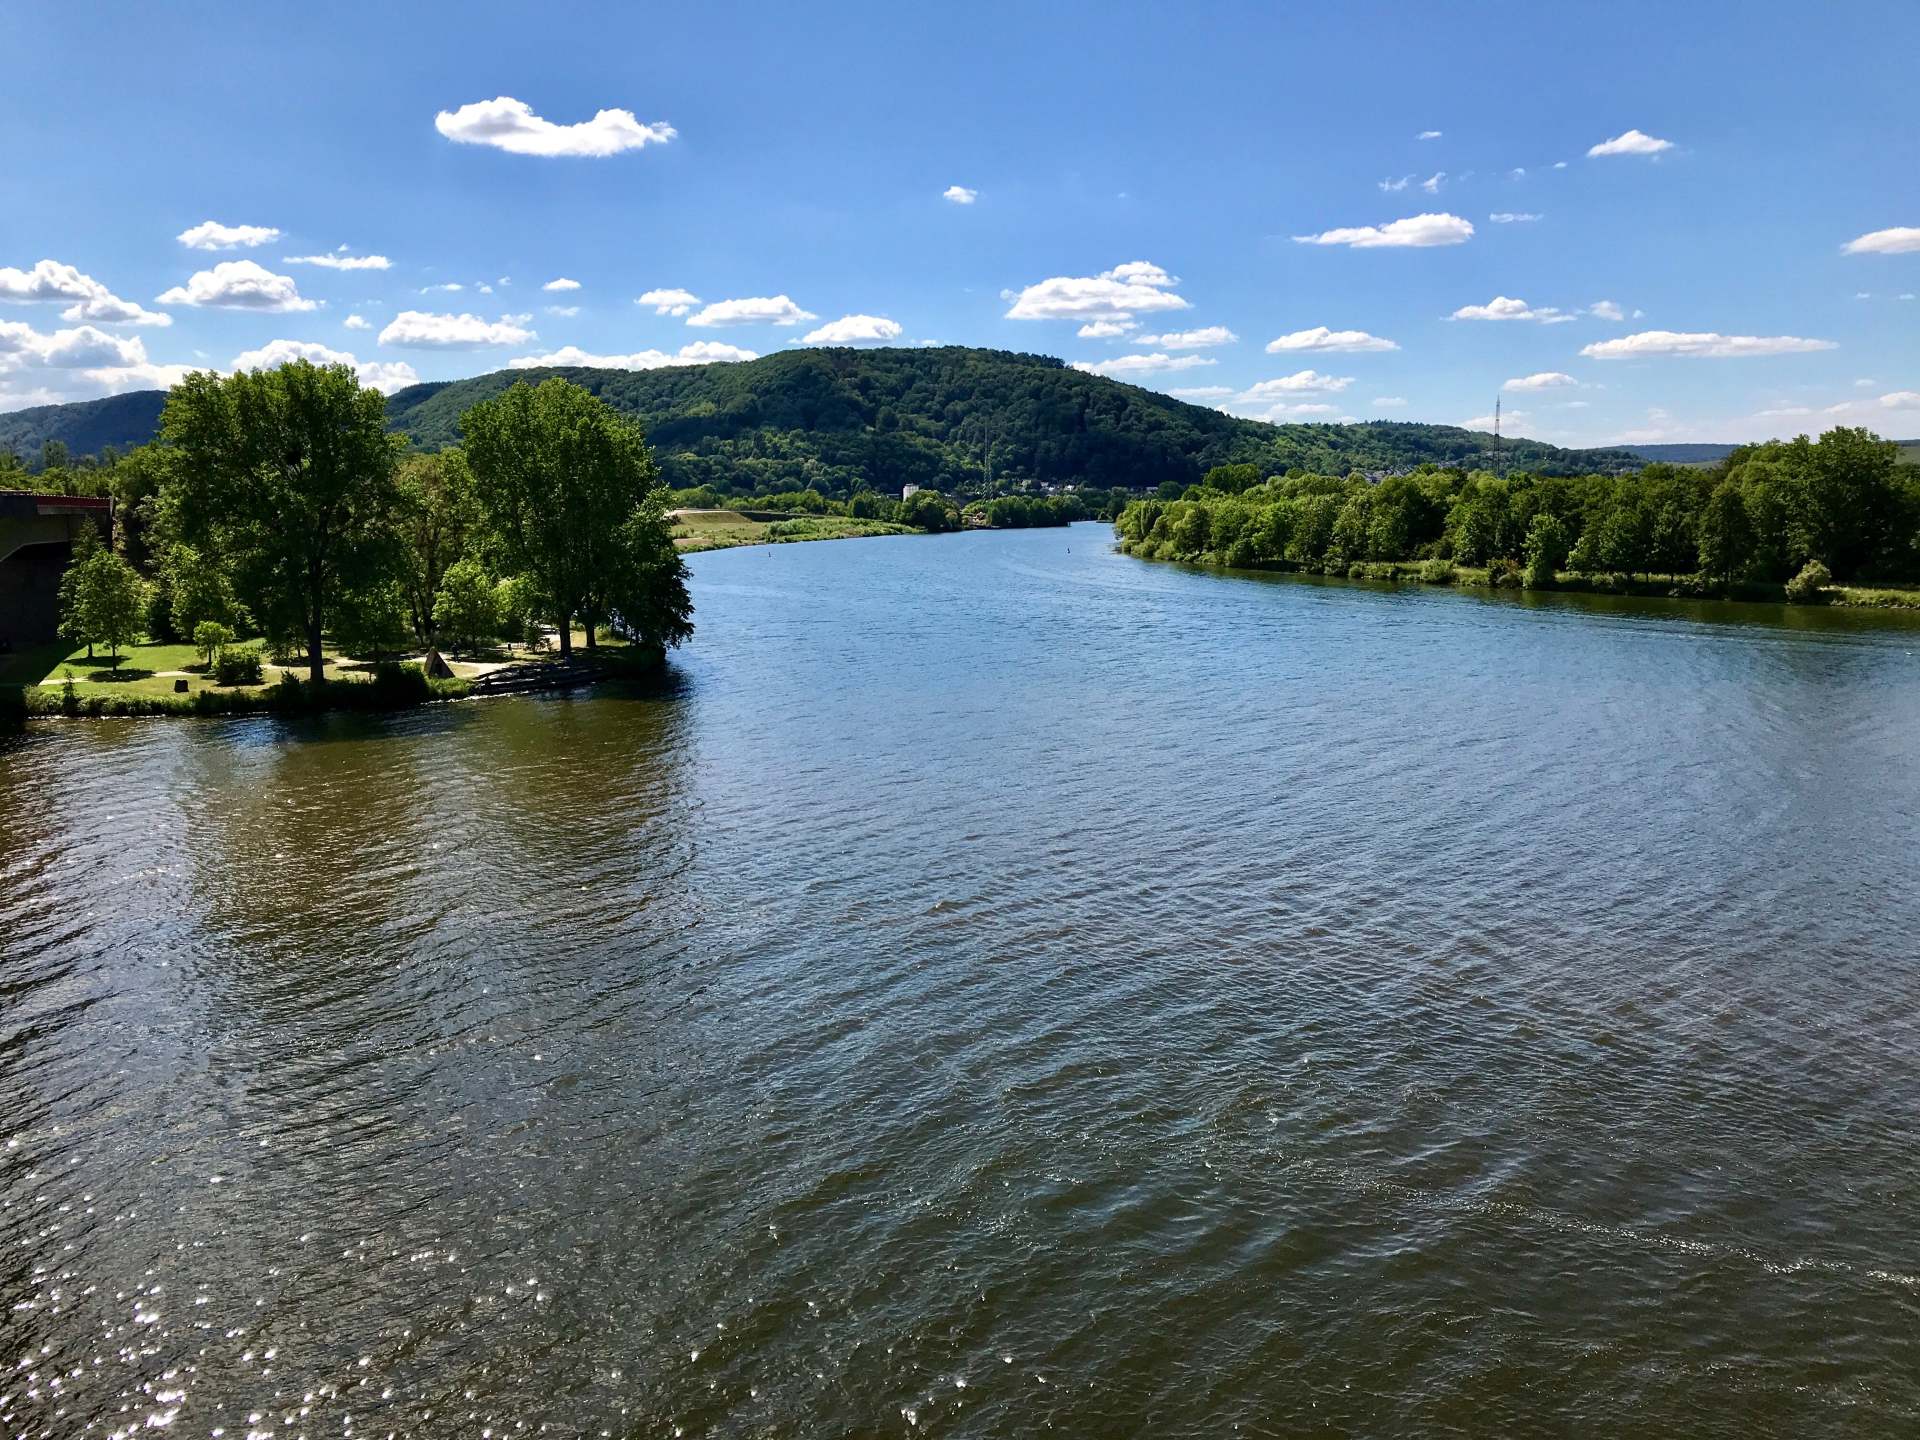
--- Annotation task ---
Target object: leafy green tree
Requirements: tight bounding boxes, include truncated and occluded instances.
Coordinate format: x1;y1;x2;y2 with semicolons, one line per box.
432;557;499;655
59;525;147;663
160;360;402;683
898;488;961;532
330;581;412;658
396;450;474;641
1696;481;1756;587
193;620;236;669
1523;513;1572;586
461;377;687;657
167;544;239;641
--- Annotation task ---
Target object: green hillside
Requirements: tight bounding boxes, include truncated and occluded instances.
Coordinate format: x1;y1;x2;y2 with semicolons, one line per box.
4;347;1644;493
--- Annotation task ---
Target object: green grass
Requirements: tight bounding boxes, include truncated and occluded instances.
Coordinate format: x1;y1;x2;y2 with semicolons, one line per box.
671;509;913;552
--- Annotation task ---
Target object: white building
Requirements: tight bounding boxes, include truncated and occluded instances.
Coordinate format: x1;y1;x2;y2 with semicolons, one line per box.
901;483;922;499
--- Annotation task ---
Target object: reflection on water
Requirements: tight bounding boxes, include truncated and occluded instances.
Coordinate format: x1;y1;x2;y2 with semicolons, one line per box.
4;524;1920;1437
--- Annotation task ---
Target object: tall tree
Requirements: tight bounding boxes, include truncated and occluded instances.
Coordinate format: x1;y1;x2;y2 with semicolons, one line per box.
395;449;474;641
461;378;689;657
59;523;147;663
160;361;401;683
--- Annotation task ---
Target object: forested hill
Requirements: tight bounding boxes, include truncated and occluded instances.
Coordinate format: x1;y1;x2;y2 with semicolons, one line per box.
3;347;1643;492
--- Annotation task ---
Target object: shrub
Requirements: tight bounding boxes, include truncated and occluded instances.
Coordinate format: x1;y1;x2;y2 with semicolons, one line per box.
1419;557;1457;585
1486;557;1524;589
365;661;430;707
213;645;264;686
1785;559;1833;604
194;620;237;670
1224;537;1257;568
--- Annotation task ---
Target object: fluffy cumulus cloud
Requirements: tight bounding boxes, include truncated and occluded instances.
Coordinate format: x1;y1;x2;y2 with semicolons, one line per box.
1168;385;1233;400
0;258;171;326
158;260;317;312
1842;227;1920;256
943;185;977;205
434;96;675;157
344;314;371;330
1266;326;1398;353
543;277;582;292
178;220;279;250
1505;371;1577;391
1004;260;1190;322
1587;128;1673;158
376;310;535;348
284;251;391;270
1240;401;1342;421
686;295;817;328
1450;295;1573;323
507;341;755;370
1489;212;1541;223
1132;325;1236;349
0;318;194;405
1293;213;1473;248
1880;391;1920;408
1234;371;1354;402
228;338;419;394
638;287;700;316
1071;353;1216;379
1589;299;1625;321
1076;320;1135;339
1580;330;1837;359
802;314;903;345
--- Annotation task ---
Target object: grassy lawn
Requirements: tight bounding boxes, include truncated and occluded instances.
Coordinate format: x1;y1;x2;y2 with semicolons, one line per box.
671;509;912;552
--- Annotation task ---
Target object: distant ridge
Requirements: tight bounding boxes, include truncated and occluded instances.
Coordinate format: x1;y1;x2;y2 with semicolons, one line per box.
3;347;1646;490
1622;440;1920;466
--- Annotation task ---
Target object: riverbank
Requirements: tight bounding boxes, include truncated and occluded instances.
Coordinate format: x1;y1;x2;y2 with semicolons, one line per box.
1123;548;1920;612
670;507;915;552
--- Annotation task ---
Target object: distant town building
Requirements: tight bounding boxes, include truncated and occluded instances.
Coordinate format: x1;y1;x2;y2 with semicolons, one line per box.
901;483;922;499
0;492;111;649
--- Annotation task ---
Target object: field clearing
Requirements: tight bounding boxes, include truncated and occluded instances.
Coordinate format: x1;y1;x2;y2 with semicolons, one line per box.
669;508;913;552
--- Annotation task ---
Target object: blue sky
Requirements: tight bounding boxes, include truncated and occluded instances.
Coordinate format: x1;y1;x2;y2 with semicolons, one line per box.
2;0;1915;447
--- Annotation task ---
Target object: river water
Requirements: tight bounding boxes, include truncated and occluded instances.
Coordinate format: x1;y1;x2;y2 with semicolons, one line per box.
5;523;1920;1437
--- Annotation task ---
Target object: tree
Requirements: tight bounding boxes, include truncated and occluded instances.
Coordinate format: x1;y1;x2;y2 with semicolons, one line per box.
897;488;960;533
160;360;402;683
59;524;147;663
1523;513;1572;587
395;450;474;642
432;557;499;655
193;620;236;670
167;544;239;641
461;378;684;657
1696;481;1755;587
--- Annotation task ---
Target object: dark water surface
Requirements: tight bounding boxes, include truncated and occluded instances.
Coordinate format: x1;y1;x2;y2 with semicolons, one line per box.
6;523;1920;1437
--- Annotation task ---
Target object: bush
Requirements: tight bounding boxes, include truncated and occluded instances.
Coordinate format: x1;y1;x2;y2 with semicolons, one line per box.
194;619;236;670
1785;559;1833;604
1419;557;1456;585
1486;557;1524;589
365;661;430;707
213;645;264;686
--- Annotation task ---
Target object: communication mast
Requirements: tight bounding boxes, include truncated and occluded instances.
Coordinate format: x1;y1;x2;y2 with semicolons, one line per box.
1492;396;1503;475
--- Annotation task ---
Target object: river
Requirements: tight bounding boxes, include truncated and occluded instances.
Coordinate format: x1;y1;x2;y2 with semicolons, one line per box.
4;523;1919;1437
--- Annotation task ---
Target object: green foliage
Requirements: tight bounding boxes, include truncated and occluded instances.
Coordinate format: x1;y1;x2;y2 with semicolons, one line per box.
396;449;475;641
330;581;412;658
167;544;239;640
58;524;147;660
431;556;498;653
193;620;236;670
1696;480;1756;586
898;488;961;532
1785;559;1833;604
1419;557;1457;584
460;377;691;657
212;645;264;686
1523;513;1572;587
159;360;403;682
965;494;1086;528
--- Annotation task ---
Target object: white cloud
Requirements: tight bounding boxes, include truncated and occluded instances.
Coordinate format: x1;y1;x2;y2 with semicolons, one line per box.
284;252;391;270
1505;371;1577;391
943;185;978;205
0;318;194;401
422;282;464;293
1588;299;1625;321
1132;325;1236;349
1265;326;1398;353
1842;227;1920;256
1242;401;1341;420
1168;385;1234;400
1881;391;1920;408
1071;353;1216;379
1581;330;1837;359
1450;295;1572;323
1553;160;1568;169
434;96;675;157
1587;128;1673;157
506;341;755;370
1420;172;1446;194
1373;396;1408;407
157;260;317;312
1076;320;1136;338
0;258;172;326
686;295;817;327
178;221;280;250
227;338;419;394
638;287;700;316
1417;130;1442;140
802;314;903;345
1379;175;1412;192
1236;371;1354;401
1293;212;1474;248
376;310;534;348
1462;408;1528;429
1509;167;1527;181
1489;212;1541;223
543;277;582;292
546;305;580;317
1003;261;1191;322
344;314;371;331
